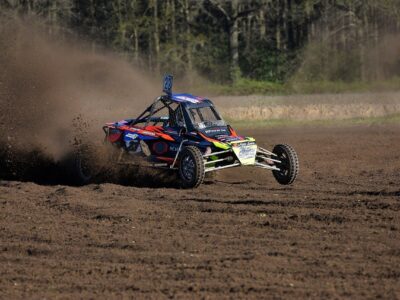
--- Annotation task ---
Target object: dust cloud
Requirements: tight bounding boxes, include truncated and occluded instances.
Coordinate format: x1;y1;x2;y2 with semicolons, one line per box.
0;16;157;164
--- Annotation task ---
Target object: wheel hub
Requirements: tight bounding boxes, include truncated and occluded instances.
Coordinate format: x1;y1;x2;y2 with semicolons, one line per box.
181;155;195;181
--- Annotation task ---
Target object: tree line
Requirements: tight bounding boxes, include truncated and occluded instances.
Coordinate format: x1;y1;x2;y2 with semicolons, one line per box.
1;0;400;84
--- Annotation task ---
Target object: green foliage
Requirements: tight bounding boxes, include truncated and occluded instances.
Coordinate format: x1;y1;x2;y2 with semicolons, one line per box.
1;0;400;93
194;77;400;96
289;77;400;95
240;47;292;82
191;78;286;96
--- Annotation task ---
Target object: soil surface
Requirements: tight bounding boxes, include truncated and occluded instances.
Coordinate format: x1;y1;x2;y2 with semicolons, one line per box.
1;125;400;299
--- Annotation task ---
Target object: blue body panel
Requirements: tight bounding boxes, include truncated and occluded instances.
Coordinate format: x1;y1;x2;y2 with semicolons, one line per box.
170;93;206;104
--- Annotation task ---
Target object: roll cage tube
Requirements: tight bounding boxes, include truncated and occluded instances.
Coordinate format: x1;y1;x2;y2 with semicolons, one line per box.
129;100;155;127
169;104;186;128
131;96;188;130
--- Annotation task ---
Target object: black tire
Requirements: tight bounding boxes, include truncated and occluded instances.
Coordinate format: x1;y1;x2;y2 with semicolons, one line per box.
63;149;94;186
272;144;299;185
178;146;205;188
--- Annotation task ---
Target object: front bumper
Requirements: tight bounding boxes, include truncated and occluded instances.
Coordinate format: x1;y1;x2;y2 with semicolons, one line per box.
203;143;281;173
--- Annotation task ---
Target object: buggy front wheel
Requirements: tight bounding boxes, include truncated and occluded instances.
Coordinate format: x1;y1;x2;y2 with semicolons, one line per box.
178;146;205;188
272;144;299;185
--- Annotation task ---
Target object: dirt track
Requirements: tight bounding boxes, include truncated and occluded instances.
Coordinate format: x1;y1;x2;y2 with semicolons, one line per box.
1;125;400;299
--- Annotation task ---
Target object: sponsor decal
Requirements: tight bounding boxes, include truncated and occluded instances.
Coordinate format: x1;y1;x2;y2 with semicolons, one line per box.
170;145;180;152
215;134;242;142
125;133;138;139
140;130;157;136
238;145;257;159
119;125;157;137
231;141;256;147
205;128;226;134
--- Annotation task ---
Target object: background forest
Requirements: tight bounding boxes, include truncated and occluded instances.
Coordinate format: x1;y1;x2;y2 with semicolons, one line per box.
1;0;400;94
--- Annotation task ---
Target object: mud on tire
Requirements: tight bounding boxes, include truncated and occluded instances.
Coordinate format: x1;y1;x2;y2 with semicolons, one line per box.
178;146;205;188
272;144;299;185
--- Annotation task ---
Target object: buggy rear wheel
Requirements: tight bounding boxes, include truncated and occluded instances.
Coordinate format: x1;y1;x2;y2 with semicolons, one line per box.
63;147;95;186
272;144;299;185
179;146;205;188
74;151;93;185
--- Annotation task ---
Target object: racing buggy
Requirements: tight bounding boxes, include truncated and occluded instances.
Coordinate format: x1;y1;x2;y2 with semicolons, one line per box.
76;75;299;188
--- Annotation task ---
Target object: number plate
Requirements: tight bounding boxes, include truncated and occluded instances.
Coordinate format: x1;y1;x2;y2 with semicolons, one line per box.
239;145;256;159
232;142;257;165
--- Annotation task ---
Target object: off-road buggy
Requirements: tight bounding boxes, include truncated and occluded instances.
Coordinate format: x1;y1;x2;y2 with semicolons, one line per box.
74;75;299;188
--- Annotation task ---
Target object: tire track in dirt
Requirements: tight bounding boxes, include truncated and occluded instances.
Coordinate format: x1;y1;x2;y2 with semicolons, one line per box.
1;125;400;299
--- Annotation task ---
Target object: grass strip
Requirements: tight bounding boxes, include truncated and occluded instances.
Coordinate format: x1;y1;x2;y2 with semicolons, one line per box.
226;113;400;129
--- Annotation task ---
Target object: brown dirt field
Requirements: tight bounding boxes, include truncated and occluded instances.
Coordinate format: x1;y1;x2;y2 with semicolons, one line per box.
1;125;400;299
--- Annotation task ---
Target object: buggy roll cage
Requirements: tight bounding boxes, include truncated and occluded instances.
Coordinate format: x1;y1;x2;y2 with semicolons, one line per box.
129;96;187;129
130;73;176;128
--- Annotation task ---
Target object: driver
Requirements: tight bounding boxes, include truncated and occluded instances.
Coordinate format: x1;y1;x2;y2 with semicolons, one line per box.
169;106;185;128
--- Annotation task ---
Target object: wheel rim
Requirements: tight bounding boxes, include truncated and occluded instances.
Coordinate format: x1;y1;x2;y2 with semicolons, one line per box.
275;152;290;178
271;144;298;185
181;155;195;181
